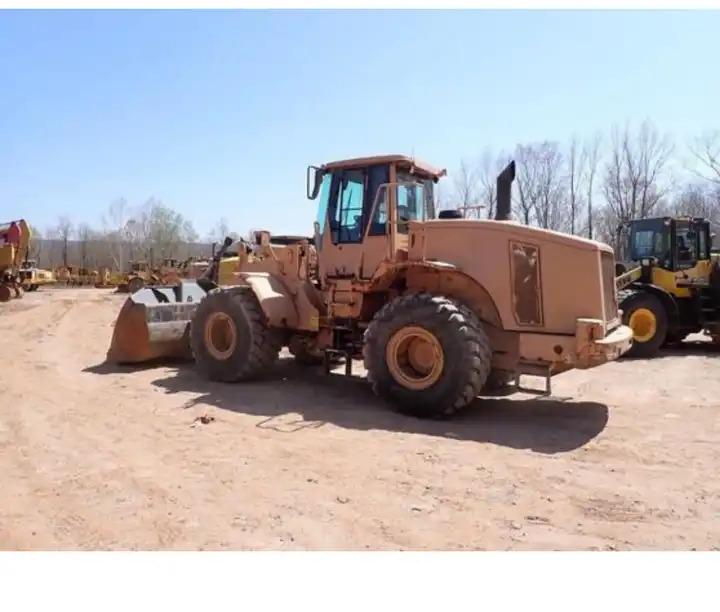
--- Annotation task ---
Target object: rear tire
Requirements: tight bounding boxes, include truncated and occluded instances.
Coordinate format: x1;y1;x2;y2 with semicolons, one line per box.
621;291;668;357
191;288;282;382
363;293;492;419
0;285;11;303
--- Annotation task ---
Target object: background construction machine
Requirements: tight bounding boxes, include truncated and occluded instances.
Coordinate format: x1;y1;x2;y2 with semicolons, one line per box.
0;219;31;302
18;259;56;291
120;261;160;293
109;154;631;418
616;216;720;356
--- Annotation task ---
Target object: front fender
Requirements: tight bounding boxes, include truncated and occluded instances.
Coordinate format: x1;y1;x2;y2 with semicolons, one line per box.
237;272;299;329
626;282;679;322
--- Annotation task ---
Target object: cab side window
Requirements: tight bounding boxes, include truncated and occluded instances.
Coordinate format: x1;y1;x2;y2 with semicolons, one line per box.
329;170;365;243
675;227;697;269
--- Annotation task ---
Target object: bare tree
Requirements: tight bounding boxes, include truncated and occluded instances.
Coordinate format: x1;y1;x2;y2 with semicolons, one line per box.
514;142;567;230
103;198;130;271
689;130;720;186
602;120;674;224
514;144;539;225
207;218;239;244
452;158;480;217
567;136;586;235
583;132;602;239
672;183;720;225
51;216;74;268
76;223;96;269
142;199;198;263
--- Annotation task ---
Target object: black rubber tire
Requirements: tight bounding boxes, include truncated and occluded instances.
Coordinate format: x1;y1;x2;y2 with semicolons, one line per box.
621;291;668;358
0;285;11;303
127;277;145;294
663;331;687;346
190;288;282;382
363;293;492;419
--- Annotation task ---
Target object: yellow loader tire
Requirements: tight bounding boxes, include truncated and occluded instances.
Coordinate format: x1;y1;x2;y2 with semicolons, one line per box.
621;292;668;358
364;293;491;419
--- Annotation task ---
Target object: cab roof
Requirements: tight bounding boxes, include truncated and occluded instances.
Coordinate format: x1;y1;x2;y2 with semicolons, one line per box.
320;155;447;180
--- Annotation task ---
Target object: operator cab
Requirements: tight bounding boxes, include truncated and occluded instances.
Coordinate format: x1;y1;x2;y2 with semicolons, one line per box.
627;216;711;271
307;155;445;246
306;155;446;280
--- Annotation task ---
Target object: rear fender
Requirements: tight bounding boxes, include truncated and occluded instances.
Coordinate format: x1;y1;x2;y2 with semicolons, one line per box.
629;283;679;323
370;261;502;328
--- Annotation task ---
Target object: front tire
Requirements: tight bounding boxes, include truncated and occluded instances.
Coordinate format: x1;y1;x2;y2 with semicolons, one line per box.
191;288;282;382
621;291;668;357
363;293;492;419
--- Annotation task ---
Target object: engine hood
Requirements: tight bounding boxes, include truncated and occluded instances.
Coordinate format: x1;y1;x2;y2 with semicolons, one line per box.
421;219;613;254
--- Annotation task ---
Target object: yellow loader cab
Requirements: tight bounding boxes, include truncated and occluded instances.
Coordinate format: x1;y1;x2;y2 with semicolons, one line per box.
616;216;720;357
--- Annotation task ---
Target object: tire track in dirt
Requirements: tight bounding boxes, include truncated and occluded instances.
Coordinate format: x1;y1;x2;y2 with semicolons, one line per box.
0;291;190;549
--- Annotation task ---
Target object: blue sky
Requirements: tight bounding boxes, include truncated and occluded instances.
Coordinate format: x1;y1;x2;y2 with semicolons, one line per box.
1;10;718;237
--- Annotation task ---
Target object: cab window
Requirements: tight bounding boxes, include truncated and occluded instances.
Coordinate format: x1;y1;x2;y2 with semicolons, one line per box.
675;226;698;269
329;169;365;243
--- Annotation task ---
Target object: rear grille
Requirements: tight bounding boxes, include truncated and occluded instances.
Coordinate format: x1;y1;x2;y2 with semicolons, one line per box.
601;251;618;322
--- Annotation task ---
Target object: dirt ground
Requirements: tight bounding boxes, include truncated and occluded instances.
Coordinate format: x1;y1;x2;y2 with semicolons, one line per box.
1;287;719;550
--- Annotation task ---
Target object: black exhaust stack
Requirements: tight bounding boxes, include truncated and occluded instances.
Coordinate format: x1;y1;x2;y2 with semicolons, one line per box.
495;160;516;221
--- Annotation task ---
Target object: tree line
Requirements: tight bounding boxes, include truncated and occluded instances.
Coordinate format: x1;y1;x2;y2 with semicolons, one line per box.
28;199;239;272
443;121;720;251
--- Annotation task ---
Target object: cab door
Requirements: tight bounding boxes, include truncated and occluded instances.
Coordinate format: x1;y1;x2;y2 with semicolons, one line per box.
317;165;391;281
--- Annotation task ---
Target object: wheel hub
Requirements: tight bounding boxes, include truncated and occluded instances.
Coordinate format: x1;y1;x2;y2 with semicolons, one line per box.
204;312;237;360
629;307;657;343
386;326;444;390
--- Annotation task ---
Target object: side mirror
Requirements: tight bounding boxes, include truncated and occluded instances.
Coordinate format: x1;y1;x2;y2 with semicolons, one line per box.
307;165;324;200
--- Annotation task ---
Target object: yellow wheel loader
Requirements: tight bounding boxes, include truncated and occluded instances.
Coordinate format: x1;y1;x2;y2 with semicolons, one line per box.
615;216;720;357
18;259;56;291
109;155;632;418
0;219;31;302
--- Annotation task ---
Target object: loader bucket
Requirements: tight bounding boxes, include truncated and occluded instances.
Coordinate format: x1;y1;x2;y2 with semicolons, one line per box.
107;281;208;364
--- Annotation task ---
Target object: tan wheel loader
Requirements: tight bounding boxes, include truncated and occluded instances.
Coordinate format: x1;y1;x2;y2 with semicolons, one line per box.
108;155;632;418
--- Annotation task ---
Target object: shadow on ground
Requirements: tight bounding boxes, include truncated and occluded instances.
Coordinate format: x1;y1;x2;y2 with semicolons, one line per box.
139;358;608;454
621;338;720;362
83;358;190;375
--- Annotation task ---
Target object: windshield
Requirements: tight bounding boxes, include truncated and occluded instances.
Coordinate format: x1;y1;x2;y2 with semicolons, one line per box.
396;171;435;220
630;222;670;267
